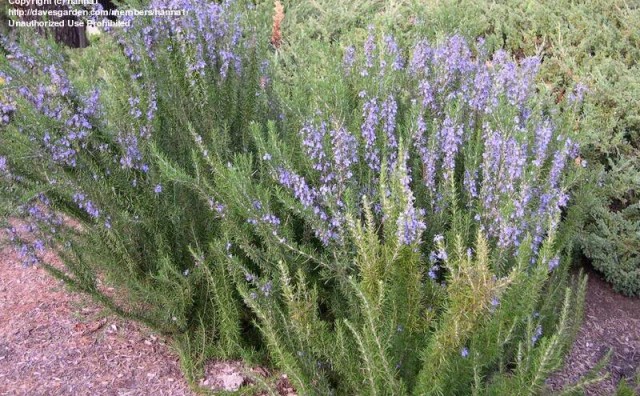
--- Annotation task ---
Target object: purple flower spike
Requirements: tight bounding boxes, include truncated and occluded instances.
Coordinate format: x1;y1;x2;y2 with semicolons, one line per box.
490;297;500;311
0;156;8;173
439;116;463;183
381;96;398;166
300;120;329;173
277;168;316;209
343;45;356;74
384;35;403;71
568;83;589;104
548;256;560;271
396;153;426;245
531;325;543;345
361;97;381;172
362;26;376;76
409;40;432;76
329;123;358;184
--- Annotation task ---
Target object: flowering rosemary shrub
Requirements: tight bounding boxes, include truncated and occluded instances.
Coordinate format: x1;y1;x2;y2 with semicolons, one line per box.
2;2;591;393
0;0;270;365
164;31;589;394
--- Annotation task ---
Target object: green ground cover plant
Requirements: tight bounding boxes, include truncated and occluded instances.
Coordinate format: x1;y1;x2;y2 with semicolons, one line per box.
1;0;632;393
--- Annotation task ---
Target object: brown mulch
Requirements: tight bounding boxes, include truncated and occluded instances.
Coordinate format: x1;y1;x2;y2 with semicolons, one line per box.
0;243;196;396
547;266;640;395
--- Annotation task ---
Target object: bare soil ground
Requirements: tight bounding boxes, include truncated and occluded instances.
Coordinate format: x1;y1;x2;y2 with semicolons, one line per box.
1;238;638;395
